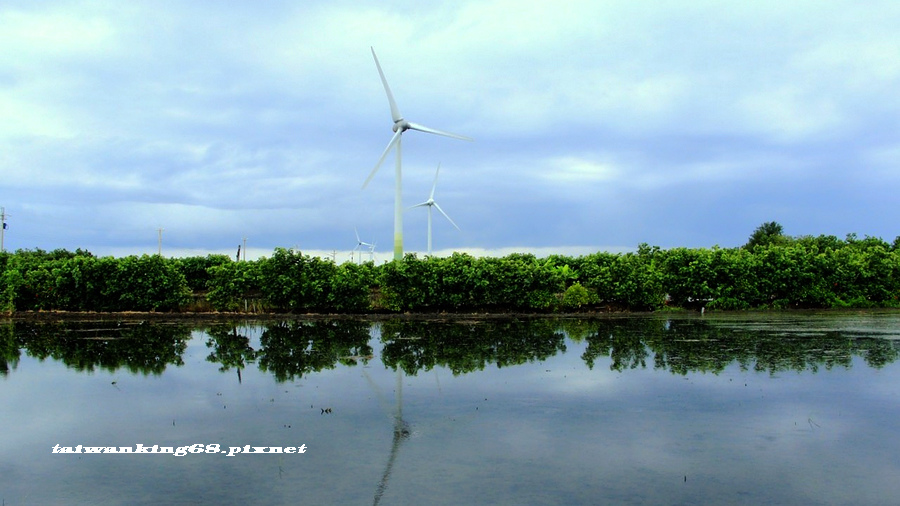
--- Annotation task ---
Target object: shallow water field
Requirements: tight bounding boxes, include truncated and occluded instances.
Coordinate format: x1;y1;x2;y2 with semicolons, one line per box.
2;312;899;505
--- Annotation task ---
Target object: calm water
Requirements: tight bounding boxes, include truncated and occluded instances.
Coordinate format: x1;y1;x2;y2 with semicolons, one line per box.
1;312;899;505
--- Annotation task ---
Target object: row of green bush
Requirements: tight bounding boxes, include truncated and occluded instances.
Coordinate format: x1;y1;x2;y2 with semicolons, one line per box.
1;233;899;313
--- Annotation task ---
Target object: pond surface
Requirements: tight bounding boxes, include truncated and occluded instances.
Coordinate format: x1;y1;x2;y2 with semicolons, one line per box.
2;312;900;505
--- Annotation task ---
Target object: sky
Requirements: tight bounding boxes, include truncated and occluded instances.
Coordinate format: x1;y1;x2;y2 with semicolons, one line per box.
2;1;899;261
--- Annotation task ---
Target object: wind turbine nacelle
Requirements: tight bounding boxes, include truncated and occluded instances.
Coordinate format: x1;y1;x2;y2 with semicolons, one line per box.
392;119;409;133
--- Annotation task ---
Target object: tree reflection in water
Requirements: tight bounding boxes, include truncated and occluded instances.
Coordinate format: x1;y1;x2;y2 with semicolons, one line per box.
0;323;19;377
1;314;897;380
205;324;257;384
580;317;900;374
255;320;374;382
5;321;189;375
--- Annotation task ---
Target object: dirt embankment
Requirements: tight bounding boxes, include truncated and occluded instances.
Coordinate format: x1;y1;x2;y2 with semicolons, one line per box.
4;306;647;323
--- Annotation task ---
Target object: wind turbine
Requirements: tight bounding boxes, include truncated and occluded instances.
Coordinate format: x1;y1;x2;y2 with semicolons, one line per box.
354;229;374;264
363;47;472;261
410;163;459;256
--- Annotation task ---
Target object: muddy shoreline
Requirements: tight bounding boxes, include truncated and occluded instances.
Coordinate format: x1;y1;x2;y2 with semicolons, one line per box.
7;307;891;324
3;308;654;323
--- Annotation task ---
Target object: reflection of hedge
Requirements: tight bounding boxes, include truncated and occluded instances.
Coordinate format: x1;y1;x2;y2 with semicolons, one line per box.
1;234;899;313
4;318;895;379
579;317;900;374
380;319;567;375
11;321;189;375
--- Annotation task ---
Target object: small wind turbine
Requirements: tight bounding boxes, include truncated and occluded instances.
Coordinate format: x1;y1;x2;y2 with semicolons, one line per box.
353;229;374;264
363;47;472;261
367;240;377;263
410;163;459;256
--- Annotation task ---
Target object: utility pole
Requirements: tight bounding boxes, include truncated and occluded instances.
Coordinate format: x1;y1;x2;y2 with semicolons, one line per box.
242;237;247;261
157;228;164;256
0;207;8;252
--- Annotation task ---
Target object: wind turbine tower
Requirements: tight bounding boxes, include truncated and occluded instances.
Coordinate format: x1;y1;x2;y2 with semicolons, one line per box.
363;47;472;261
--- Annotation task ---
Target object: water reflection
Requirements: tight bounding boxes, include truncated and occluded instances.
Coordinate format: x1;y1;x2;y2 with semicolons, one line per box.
4;321;189;374
0;323;18;376
205;325;256;383
3;316;897;380
254;320;374;382
581;317;900;374
3;314;900;505
373;369;409;506
379;319;567;375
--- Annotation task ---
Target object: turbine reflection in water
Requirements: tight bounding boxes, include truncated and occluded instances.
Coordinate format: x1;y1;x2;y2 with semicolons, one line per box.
373;369;410;506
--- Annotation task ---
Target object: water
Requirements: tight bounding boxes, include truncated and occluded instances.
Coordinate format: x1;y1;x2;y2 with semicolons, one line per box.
1;312;899;505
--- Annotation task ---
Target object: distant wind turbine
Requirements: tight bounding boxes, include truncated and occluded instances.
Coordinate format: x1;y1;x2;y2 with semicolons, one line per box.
354;228;374;264
363;47;472;261
410;163;459;256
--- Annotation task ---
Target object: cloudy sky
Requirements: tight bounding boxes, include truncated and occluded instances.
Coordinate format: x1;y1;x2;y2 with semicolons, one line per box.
2;1;899;260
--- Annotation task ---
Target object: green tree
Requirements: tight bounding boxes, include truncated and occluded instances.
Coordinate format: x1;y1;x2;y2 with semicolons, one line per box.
745;221;787;249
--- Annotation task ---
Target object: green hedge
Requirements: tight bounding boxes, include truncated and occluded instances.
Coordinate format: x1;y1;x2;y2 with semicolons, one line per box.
1;233;898;314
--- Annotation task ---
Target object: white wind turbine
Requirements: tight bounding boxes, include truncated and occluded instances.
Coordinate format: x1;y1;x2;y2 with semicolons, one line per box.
410;163;459;256
353;229;374;264
363;47;472;261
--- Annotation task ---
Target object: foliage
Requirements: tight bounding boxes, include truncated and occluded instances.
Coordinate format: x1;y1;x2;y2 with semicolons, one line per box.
0;249;189;312
174;254;232;292
107;255;191;311
1;227;899;314
205;260;261;312
255;248;374;313
377;252;563;312
561;282;591;309
577;244;666;310
745;221;787;249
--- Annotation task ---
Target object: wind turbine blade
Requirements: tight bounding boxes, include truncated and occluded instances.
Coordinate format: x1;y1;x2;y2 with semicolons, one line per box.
363;130;402;188
406;122;473;142
433;202;460;230
408;201;430;210
355;228;361;243
371;47;402;123
429;163;441;199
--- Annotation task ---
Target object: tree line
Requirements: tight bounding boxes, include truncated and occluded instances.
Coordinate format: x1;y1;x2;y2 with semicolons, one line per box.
2;225;899;314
